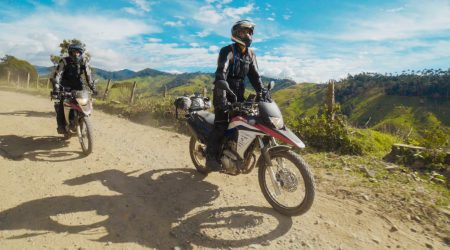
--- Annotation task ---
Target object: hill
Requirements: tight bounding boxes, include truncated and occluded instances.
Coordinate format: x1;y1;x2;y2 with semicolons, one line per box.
273;71;450;148
32;65;296;93
1;55;38;82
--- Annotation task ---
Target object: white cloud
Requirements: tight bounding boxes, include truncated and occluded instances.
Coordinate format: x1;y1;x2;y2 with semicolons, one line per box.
140;42;217;70
131;0;152;12
223;4;253;19
123;0;153;16
267;17;275;21
0;9;159;67
192;3;255;35
257;54;370;83
164;20;184;27
196;30;211;37
122;7;144;16
194;6;223;24
148;38;162;43
208;45;219;52
338;0;450;41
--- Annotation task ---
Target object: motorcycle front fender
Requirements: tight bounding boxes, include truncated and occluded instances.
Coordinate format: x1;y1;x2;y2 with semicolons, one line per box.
255;124;305;149
257;145;292;168
275;127;305;149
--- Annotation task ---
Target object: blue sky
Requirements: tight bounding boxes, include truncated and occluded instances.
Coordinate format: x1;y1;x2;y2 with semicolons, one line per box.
0;0;449;82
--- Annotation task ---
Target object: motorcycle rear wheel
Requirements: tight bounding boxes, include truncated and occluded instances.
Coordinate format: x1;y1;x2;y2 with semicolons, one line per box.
77;117;93;155
189;136;210;175
258;150;315;216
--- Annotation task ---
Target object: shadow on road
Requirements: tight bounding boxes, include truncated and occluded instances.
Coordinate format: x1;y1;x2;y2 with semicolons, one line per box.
0;135;85;162
0;168;292;249
0;110;54;118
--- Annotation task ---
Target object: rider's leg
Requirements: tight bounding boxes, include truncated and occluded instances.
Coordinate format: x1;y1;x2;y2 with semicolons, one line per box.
55;100;65;134
206;87;229;171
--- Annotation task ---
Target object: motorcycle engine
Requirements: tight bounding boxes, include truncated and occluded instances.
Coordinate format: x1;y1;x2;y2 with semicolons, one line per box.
221;141;240;175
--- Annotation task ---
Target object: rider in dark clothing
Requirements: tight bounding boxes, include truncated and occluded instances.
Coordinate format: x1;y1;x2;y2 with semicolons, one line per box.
51;44;96;134
206;20;264;171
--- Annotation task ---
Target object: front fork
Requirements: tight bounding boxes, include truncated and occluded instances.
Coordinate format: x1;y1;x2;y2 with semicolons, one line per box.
63;102;79;132
258;137;282;196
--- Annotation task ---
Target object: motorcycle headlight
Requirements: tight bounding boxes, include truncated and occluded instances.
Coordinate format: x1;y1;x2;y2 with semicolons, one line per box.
269;117;284;129
76;97;89;106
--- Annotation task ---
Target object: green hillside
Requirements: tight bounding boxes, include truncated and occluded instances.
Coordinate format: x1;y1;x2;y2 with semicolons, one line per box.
273;73;450;149
0;55;38;82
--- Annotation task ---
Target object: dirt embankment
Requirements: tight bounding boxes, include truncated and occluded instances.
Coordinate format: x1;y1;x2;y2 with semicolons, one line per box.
0;90;447;250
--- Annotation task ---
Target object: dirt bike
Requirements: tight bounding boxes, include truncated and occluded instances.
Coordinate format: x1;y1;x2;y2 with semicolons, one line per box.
184;80;315;216
51;87;94;155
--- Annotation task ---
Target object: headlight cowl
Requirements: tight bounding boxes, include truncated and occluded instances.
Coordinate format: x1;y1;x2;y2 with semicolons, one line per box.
268;117;284;129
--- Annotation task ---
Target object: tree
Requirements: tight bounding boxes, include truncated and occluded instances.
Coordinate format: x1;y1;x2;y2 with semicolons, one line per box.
0;55;38;81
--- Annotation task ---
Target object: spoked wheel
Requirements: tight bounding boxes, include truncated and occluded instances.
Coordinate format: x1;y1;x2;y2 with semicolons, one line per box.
258;150;315;216
189;136;210;175
77;117;93;155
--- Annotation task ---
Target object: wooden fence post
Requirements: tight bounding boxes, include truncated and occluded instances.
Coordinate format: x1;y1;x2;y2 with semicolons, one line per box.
163;85;167;98
36;75;39;88
103;79;111;100
27;73;30;88
327;79;336;121
129;81;137;104
17;75;20;88
203;87;207;97
7;71;10;84
47;78;50;89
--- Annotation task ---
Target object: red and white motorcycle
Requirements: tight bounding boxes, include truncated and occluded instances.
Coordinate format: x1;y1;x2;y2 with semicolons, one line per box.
185;81;315;216
52;87;94;155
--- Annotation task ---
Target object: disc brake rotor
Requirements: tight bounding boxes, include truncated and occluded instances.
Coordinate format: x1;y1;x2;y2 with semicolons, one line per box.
276;168;298;192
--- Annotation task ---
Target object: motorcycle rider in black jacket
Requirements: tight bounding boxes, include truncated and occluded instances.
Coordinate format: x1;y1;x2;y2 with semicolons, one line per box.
51;44;96;134
206;20;264;171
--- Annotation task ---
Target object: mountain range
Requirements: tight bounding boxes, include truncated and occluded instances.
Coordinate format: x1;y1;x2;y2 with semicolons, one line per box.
33;65;296;92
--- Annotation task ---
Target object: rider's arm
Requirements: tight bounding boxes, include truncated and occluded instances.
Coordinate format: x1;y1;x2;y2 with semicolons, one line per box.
82;58;94;89
51;58;66;88
247;49;263;93
214;46;233;82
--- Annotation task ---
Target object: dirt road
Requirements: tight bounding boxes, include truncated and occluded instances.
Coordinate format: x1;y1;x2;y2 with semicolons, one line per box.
0;90;445;249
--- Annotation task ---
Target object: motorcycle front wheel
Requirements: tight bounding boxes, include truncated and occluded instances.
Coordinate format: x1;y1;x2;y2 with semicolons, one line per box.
77;116;93;155
189;136;210;175
258;150;315;216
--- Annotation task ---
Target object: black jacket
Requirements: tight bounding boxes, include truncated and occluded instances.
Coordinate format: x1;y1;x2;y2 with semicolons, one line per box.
52;56;93;91
214;43;263;102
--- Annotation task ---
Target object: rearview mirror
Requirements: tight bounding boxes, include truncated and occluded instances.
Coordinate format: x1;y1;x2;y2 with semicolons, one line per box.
268;81;275;91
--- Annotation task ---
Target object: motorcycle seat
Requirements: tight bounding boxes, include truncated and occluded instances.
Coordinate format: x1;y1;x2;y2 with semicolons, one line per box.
197;111;215;126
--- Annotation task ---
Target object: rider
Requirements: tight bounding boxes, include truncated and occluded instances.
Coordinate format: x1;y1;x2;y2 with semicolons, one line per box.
51;43;96;134
205;19;264;171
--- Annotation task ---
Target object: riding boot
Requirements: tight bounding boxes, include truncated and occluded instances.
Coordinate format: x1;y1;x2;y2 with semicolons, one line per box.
205;121;228;171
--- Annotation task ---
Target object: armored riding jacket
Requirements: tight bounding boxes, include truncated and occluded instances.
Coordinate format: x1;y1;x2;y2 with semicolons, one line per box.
52;56;93;91
214;43;263;104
